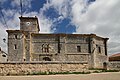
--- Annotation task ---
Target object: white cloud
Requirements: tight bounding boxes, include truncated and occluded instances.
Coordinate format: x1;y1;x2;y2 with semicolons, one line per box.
51;0;69;18
0;9;20;53
39;0;72;32
0;0;7;4
0;25;7;53
108;42;120;55
39;15;53;33
70;0;120;54
48;0;70;18
11;0;32;9
0;0;54;53
1;9;20;29
0;0;120;55
46;0;120;54
0;9;53;53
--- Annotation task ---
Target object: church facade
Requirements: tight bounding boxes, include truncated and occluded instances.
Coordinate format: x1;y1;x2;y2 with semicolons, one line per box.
7;16;109;68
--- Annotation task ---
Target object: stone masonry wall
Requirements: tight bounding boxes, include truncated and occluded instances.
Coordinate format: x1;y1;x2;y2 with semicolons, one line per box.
7;31;25;61
108;61;120;70
92;38;108;68
31;34;90;62
0;62;88;76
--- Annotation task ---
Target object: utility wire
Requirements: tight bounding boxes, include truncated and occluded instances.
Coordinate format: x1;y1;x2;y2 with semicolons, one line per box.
0;2;9;29
28;0;31;15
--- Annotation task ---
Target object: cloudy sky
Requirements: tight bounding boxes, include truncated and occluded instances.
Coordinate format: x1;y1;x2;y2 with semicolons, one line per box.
0;0;120;55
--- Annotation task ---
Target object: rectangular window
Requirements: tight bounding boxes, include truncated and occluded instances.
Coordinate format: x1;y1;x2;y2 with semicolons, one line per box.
14;44;17;49
98;46;101;53
77;46;81;52
14;35;17;39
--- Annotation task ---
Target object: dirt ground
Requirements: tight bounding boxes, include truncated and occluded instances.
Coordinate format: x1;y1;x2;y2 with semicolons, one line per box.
0;72;120;80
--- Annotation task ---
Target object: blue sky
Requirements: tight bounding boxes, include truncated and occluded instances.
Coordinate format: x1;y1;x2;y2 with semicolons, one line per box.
0;0;120;55
0;0;95;33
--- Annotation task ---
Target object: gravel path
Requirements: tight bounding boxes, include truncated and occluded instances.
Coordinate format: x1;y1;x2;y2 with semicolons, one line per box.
0;72;120;80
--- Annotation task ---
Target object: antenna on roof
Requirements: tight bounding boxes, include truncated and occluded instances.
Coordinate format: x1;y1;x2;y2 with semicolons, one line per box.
20;0;23;17
0;2;9;29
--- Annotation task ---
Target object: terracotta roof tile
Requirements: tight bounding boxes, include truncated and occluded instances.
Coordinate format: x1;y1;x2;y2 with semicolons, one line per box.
109;53;120;57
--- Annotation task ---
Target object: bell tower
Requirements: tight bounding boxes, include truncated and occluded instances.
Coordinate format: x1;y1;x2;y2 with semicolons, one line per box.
19;16;40;33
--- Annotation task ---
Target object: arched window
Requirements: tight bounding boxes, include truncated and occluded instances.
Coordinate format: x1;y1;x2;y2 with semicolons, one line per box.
42;44;49;53
103;62;107;70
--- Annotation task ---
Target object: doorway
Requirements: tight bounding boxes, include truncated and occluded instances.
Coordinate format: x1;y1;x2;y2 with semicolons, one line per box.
43;57;51;61
103;62;107;70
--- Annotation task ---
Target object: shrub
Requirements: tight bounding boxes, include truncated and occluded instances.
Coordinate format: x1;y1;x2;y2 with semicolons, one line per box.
102;69;119;72
29;71;91;75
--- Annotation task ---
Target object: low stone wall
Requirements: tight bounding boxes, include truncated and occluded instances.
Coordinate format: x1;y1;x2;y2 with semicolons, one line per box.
108;61;120;70
0;61;88;75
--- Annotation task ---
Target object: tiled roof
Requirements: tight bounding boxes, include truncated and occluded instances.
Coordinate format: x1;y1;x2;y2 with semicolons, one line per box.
109;53;120;57
109;53;120;61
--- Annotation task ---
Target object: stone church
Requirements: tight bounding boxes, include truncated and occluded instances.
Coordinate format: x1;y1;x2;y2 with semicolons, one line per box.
7;16;109;68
